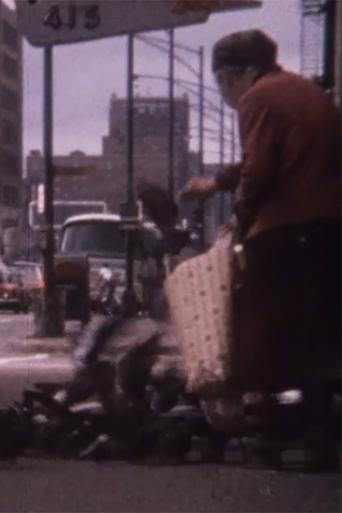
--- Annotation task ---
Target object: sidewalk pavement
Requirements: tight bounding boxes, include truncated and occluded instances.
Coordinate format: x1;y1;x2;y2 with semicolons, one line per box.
20;314;182;373
21;317;81;355
0;458;340;513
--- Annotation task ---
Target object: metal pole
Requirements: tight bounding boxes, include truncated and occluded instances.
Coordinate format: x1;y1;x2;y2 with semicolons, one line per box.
168;28;175;200
25;181;31;260
338;0;342;106
122;33;138;316
42;45;59;335
127;34;134;205
228;110;236;218
198;45;205;247
218;96;225;225
322;0;336;92
198;46;204;176
231;111;236;164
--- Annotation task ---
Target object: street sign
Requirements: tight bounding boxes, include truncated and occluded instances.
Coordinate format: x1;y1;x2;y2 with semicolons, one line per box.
16;0;261;47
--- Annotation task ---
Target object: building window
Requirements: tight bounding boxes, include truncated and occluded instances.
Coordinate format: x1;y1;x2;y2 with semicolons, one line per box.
2;21;18;51
1;85;18;113
3;185;19;207
2;119;17;144
2;54;18;80
1;150;19;175
2;217;17;229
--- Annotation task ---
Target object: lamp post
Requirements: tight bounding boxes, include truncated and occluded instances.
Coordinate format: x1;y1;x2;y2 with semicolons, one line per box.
40;45;62;336
218;95;225;225
137;35;207;228
135;35;237;243
121;33;139;317
198;45;204;178
168;28;175;201
198;45;205;248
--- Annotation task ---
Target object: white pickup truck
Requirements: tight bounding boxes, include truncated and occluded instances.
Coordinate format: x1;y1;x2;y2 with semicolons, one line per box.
57;212;161;313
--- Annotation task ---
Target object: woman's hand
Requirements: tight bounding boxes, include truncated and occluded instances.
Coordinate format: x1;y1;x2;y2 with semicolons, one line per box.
178;176;218;201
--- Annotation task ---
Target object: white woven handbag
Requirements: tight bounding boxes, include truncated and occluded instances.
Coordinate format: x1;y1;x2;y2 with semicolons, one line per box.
164;226;238;395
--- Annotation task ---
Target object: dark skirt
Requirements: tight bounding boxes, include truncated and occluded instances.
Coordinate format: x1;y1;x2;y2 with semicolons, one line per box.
233;219;341;390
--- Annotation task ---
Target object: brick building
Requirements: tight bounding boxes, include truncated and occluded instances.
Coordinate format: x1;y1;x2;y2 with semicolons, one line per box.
102;94;190;207
27;94;190;221
27;149;115;210
0;0;23;237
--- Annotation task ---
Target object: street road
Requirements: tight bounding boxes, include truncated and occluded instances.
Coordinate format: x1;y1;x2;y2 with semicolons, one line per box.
0;311;73;406
0;312;340;513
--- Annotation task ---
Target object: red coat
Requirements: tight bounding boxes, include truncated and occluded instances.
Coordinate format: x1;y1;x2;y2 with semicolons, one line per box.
216;70;341;239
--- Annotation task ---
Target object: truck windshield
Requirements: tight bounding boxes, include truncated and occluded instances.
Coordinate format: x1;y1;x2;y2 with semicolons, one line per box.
60;222;126;258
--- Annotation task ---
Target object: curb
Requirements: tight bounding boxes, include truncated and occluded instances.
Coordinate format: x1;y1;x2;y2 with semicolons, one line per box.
18;334;77;355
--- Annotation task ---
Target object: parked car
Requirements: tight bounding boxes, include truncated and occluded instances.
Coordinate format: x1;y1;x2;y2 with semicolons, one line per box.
58;213;144;319
0;259;24;313
57;212;190;320
9;261;44;312
59;213;130;298
56;212;168;320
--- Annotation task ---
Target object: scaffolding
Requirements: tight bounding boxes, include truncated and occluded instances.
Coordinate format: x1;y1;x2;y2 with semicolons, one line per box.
300;0;338;95
300;0;325;80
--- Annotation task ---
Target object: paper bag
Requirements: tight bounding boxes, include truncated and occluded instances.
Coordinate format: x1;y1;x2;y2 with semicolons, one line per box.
164;227;237;394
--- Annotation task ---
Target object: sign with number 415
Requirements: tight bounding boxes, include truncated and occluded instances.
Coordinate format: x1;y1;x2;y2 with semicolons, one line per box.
17;0;261;47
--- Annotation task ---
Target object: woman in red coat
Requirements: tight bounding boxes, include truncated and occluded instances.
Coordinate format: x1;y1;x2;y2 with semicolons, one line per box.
181;30;341;390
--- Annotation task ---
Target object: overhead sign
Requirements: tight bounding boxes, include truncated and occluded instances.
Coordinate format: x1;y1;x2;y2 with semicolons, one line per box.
16;0;261;47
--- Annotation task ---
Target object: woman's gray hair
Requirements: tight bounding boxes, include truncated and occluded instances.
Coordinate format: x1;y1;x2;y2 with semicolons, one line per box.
212;30;278;75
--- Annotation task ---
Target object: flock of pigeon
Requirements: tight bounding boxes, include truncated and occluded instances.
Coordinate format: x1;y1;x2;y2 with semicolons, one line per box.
0;322;231;463
0;184;339;470
0;315;340;471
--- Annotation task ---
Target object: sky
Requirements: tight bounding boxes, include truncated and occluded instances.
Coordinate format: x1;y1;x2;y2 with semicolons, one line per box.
5;0;302;164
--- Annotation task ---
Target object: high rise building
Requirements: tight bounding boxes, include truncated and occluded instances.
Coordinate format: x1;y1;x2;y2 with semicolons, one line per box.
102;94;190;206
300;0;340;101
0;0;23;238
27;149;114;212
26;94;191;249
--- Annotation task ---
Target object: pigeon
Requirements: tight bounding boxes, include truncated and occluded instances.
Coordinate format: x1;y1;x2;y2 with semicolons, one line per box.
33;382;66;396
116;332;161;403
148;368;186;413
22;388;68;417
74;315;123;367
66;360;116;412
78;433;126;461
